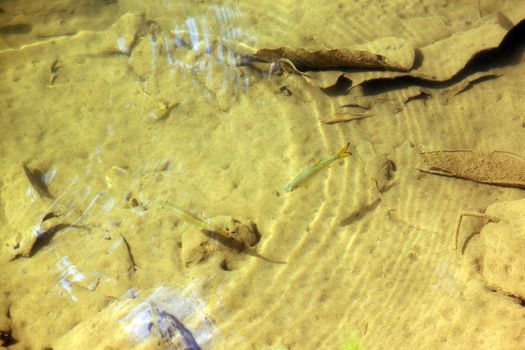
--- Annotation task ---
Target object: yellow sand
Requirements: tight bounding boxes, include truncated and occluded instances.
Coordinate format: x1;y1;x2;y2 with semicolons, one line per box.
1;1;524;349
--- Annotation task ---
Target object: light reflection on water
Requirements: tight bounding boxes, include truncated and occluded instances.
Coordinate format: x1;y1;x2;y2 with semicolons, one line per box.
56;256;86;302
119;286;216;349
157;2;256;95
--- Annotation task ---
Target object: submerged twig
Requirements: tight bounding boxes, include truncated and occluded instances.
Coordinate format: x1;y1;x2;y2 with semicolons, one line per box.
321;115;373;124
120;233;138;273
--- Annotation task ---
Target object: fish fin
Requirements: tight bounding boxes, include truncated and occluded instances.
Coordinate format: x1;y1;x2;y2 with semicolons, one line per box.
337;143;352;159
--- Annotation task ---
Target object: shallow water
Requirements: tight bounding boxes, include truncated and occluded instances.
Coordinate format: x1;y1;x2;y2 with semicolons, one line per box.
1;1;525;349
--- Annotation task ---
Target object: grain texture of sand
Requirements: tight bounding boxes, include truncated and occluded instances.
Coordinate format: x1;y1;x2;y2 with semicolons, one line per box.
1;1;524;349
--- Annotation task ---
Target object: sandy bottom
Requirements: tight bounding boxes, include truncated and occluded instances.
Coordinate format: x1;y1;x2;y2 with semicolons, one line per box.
1;1;525;349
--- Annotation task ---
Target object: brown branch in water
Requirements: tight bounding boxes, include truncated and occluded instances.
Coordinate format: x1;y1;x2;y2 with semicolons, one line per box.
120;234;138;273
321;115;373;124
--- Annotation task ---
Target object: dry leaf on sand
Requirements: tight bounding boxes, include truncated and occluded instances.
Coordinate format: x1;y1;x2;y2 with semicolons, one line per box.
250;36;415;72
419;150;525;189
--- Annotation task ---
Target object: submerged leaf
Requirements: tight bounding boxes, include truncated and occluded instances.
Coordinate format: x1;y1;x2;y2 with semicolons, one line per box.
250;37;415;72
419;151;525;189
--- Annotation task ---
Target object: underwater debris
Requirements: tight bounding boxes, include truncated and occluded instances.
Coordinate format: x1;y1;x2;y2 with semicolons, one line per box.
49;58;62;85
250;40;414;71
340;102;371;110
321;115;372;124
54;286;215;349
453;212;499;253
140;88;180;122
157;308;202;350
120;233;138;273
269;58;312;78
12;211;81;259
446;73;502;97
237;56;312;79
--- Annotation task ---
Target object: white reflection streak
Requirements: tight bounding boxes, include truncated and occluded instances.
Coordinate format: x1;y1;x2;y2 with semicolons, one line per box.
28;175;80;240
150;36;158;73
69;191;103;227
42;175;79;218
57;256;85;301
226;8;233;21
120;286;215;346
199;59;206;72
173;23;182;47
107;236;124;253
122;302;155;341
41;168;57;186
216;41;224;63
233;27;242;39
221;7;229;22
213;5;224;23
226;47;236;66
162;34;174;65
185;17;199;51
25;186;37;202
103;196;115;213
116;36;130;55
214;5;222;22
244;75;249;92
200;20;211;54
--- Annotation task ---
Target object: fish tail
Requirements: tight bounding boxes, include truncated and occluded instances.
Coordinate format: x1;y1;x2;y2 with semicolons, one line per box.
336;143;352;159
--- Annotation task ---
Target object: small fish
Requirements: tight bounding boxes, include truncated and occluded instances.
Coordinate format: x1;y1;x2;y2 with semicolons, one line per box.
283;143;351;193
161;203;286;264
161;202;214;231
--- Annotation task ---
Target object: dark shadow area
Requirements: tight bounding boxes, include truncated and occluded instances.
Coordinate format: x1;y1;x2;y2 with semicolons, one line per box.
0;23;32;35
486;286;525;308
360;18;525;96
202;230;246;252
22;164;53;199
0;329;17;347
321;75;353;96
340;198;381;227
29;224;84;257
463;18;525;73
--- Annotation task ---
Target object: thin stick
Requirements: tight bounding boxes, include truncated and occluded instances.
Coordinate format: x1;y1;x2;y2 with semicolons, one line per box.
453;212;498;253
120;233;138;272
322;115;373;124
